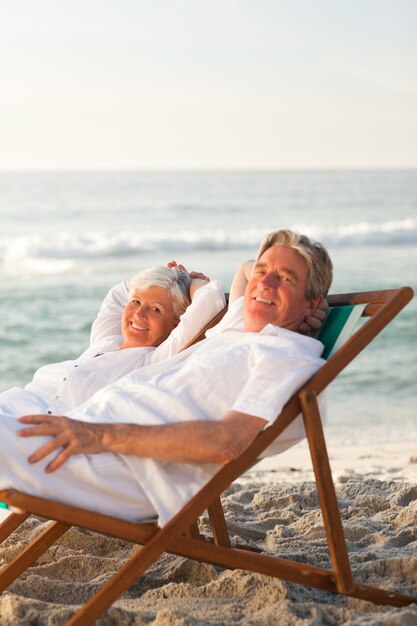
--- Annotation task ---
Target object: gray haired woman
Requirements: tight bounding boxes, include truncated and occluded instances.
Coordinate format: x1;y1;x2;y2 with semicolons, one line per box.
1;265;225;420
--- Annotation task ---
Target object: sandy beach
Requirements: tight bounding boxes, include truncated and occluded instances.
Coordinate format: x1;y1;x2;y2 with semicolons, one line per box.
0;441;416;625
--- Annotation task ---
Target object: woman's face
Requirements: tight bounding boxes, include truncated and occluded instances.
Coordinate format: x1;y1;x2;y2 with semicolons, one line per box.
120;286;179;349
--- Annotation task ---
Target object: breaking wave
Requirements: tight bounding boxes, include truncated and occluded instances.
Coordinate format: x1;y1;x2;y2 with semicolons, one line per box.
1;219;415;275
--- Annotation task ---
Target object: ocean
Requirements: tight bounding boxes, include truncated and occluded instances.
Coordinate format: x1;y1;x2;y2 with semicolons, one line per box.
1;170;416;446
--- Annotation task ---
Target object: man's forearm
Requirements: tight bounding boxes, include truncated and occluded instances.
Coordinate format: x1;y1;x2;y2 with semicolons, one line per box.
17;411;266;472
101;411;266;465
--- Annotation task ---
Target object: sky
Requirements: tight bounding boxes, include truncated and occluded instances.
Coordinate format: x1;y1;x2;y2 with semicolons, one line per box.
0;0;416;170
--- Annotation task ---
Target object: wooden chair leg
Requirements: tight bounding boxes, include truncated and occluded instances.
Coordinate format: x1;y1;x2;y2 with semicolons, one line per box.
0;520;70;591
207;497;230;547
299;389;354;594
0;512;30;543
184;520;202;540
65;528;176;626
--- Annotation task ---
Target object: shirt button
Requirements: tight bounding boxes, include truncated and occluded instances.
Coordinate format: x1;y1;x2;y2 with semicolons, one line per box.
47;411;52;414
63;377;67;381
74;365;79;368
55;395;60;400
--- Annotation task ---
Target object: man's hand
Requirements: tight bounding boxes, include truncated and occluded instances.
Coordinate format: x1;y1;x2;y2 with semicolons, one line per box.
17;414;105;473
299;298;329;335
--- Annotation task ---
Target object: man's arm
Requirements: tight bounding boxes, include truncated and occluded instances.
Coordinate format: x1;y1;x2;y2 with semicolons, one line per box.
17;411;266;473
229;260;255;304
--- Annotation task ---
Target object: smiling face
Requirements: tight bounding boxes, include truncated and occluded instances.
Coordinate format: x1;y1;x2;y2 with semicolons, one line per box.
243;246;322;333
120;286;178;349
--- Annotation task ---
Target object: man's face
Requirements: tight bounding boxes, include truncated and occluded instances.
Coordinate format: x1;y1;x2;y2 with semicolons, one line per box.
121;286;178;349
243;246;321;333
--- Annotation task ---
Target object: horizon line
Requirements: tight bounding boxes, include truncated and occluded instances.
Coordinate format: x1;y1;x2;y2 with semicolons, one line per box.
1;166;416;173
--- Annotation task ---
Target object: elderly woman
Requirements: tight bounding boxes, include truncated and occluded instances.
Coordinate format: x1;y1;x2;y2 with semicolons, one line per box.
0;265;225;418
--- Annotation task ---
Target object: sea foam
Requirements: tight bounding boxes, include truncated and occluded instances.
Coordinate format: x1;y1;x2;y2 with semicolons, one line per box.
1;219;415;276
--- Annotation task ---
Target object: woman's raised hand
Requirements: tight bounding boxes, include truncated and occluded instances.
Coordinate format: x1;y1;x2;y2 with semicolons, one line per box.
167;261;209;281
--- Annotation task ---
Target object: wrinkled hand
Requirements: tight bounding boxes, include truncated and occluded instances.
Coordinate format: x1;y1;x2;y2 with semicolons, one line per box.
167;260;209;281
299;298;329;335
17;414;105;473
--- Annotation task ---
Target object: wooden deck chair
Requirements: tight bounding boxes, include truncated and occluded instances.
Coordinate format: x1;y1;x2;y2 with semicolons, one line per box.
0;286;415;626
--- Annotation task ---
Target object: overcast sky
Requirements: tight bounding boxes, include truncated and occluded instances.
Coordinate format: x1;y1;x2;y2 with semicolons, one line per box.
1;0;416;170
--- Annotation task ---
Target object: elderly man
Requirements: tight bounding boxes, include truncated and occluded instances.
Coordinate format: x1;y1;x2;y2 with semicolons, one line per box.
1;229;332;526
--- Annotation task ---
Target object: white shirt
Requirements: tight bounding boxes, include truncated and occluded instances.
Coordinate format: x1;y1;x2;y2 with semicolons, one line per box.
1;280;225;416
70;320;326;526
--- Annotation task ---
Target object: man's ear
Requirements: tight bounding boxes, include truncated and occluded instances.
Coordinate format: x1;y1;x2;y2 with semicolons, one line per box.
305;294;324;317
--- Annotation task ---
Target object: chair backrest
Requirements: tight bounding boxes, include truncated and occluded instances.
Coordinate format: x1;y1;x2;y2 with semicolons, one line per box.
317;304;367;359
310;287;413;397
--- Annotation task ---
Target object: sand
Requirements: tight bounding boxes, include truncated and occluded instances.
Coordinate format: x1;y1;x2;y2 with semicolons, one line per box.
0;441;416;625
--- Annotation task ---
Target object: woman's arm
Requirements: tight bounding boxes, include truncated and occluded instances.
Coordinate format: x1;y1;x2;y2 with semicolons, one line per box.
149;277;226;362
89;281;129;346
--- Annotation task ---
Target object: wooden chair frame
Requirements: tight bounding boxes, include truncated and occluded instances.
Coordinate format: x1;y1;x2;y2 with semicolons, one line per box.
0;286;415;625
